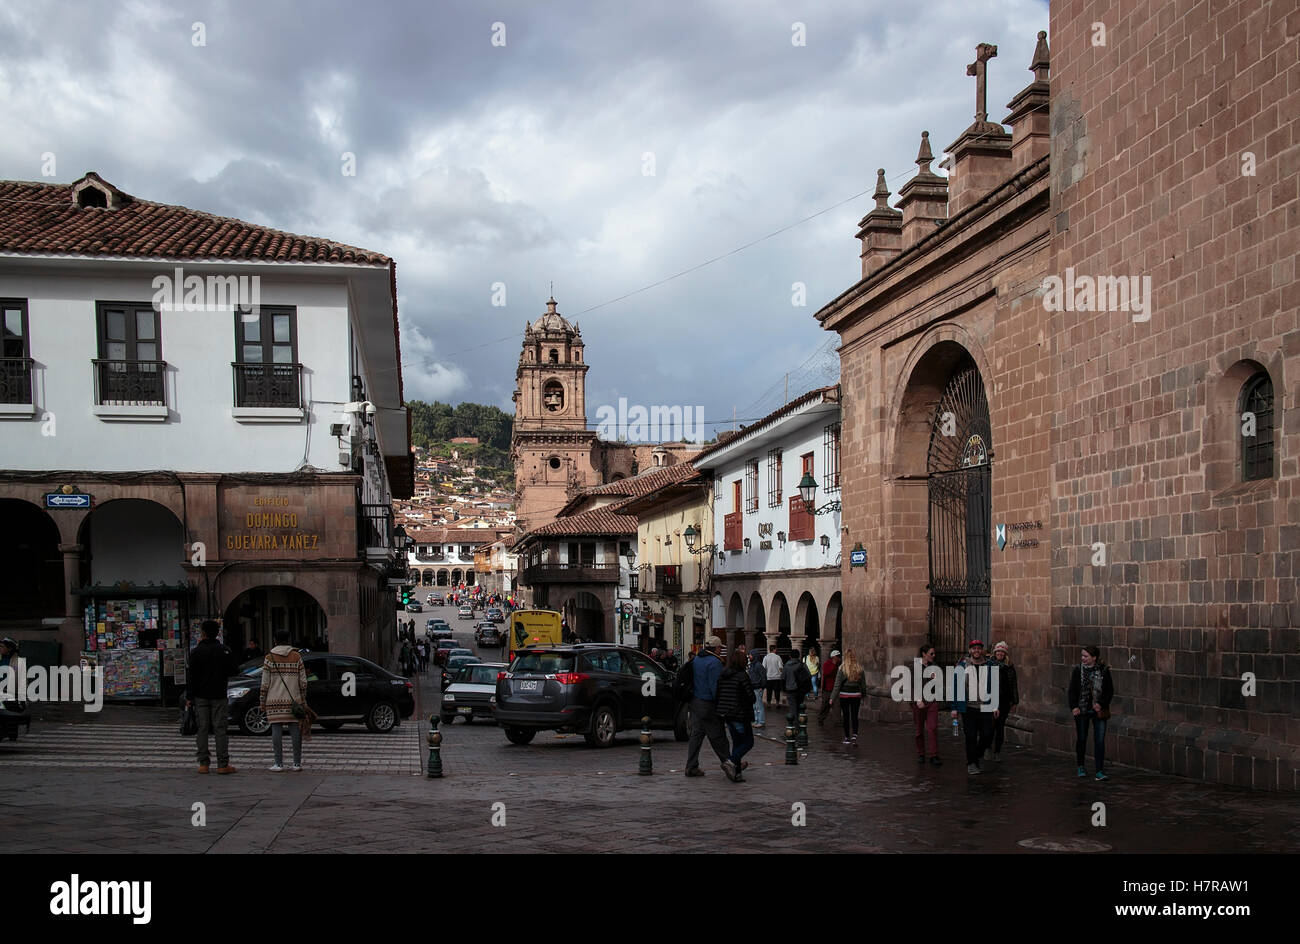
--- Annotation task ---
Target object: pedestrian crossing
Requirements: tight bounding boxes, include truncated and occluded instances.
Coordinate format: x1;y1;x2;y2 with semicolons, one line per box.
0;722;425;774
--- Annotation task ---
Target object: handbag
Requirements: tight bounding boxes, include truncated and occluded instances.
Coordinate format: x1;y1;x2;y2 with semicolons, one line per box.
179;702;198;736
1098;706;1111;720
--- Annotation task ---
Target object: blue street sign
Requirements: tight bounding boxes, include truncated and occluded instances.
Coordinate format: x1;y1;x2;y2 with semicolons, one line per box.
849;549;867;566
45;493;91;509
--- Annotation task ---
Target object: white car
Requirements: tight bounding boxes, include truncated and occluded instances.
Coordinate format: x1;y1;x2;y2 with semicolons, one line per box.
457;605;473;620
440;663;507;724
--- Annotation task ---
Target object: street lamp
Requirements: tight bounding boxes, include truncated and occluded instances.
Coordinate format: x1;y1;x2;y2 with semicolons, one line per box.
797;473;841;515
683;524;717;556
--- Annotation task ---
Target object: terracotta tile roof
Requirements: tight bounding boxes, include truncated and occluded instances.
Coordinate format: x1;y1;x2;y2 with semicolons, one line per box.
406;526;498;545
0;173;391;265
516;506;637;545
556;460;703;517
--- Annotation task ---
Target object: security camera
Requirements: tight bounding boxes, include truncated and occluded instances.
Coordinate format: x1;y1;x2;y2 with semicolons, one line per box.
364;402;376;417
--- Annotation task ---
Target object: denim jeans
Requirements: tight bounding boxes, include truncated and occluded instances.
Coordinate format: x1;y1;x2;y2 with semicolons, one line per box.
726;720;754;766
271;722;302;767
1075;711;1107;770
961;709;994;764
194;697;229;767
752;691;765;726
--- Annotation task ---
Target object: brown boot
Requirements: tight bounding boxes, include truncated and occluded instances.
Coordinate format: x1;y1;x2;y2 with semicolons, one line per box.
197;765;209;774
216;765;237;774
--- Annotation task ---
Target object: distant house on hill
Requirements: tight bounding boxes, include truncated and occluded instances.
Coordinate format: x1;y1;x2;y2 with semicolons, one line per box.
450;436;479;445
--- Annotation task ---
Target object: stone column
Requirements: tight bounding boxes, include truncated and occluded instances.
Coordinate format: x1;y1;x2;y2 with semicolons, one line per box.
58;543;82;618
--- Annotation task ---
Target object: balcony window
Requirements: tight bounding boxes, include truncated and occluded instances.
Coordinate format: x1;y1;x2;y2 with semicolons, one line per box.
723;511;743;551
233;307;302;409
94;302;166;408
0;299;33;407
788;495;814;542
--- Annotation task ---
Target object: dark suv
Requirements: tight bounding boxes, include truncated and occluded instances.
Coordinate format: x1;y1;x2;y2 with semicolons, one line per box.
494;644;688;748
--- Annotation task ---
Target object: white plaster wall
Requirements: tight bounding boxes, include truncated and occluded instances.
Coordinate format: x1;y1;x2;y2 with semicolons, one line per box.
708;411;842;574
0;269;356;473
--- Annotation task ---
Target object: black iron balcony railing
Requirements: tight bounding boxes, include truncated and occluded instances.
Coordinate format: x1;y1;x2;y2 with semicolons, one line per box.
0;357;34;405
93;359;166;406
360;503;393;553
232;362;303;409
521;562;621;584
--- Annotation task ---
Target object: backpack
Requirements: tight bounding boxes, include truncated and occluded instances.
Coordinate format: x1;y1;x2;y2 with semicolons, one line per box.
671;658;695;703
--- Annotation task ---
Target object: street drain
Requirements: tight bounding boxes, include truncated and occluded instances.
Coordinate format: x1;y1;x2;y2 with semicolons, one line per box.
1018;837;1111;852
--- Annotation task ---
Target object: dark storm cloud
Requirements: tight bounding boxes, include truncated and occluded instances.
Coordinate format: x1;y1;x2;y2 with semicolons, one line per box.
0;0;1049;423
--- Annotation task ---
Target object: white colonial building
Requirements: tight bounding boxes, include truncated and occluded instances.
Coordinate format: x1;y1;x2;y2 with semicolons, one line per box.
0;172;412;693
692;385;843;657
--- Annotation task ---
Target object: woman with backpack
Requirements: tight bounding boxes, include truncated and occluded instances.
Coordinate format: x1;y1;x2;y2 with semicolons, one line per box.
716;646;757;782
830;649;866;745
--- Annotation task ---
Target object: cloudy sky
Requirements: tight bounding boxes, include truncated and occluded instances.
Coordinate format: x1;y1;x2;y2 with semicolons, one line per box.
0;0;1048;436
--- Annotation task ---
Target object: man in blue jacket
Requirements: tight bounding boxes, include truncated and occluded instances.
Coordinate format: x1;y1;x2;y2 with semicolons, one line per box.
684;635;731;778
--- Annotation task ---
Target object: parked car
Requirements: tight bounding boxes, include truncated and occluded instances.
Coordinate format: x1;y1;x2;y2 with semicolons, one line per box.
494;644;688;748
405;602;423;613
475;623;503;647
433;638;460;666
440;653;482;690
226;651;415;735
457;605;473;620
429;594;444;606
426;618;452;638
485;607;503;623
439;662;508;724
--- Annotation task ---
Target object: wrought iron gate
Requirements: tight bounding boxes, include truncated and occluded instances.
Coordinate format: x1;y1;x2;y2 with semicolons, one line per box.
927;365;992;665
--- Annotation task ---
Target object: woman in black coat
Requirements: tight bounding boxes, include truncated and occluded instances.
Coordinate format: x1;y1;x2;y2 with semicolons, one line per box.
1068;645;1114;781
715;647;756;782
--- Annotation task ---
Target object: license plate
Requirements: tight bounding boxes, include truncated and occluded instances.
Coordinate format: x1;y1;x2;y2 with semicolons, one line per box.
519;680;538;691
458;706;472;714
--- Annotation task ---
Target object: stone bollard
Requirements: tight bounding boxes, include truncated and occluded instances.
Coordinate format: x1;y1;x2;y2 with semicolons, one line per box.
427;714;443;778
798;704;809;749
638;715;653;775
784;712;798;765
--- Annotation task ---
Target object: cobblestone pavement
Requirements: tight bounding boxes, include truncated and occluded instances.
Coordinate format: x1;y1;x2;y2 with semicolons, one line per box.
3;611;1298;853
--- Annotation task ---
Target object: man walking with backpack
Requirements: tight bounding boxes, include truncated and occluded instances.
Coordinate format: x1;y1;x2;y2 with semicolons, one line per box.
783;647;812;720
677;635;731;778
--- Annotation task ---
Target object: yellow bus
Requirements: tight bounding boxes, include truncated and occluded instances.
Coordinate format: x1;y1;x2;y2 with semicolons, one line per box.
508;609;563;661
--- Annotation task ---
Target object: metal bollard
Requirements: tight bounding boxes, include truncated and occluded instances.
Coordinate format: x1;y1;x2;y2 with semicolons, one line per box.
785;713;798;765
427;714;443;778
638;715;653;775
798;704;809;749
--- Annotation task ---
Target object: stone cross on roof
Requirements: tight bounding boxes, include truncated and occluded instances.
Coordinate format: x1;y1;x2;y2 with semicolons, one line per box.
966;43;999;124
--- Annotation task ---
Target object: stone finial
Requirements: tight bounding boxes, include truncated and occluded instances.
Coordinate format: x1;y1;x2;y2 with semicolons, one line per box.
1030;30;1050;83
916;131;934;168
872;168;891;209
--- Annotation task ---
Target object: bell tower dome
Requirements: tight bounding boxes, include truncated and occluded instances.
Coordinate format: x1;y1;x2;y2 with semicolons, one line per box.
512;296;588;432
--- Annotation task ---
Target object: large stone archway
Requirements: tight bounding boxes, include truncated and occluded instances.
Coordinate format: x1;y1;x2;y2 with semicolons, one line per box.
746;591;767;650
0;498;64;620
222;584;328;655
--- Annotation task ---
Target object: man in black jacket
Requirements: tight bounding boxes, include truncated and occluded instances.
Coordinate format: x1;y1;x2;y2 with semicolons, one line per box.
185;620;239;775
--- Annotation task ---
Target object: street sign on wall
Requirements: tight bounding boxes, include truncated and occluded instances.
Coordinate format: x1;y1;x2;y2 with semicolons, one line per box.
45;493;91;509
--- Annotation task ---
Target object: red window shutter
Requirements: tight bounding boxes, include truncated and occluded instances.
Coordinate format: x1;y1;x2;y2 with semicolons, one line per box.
724;512;743;550
788;496;813;542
